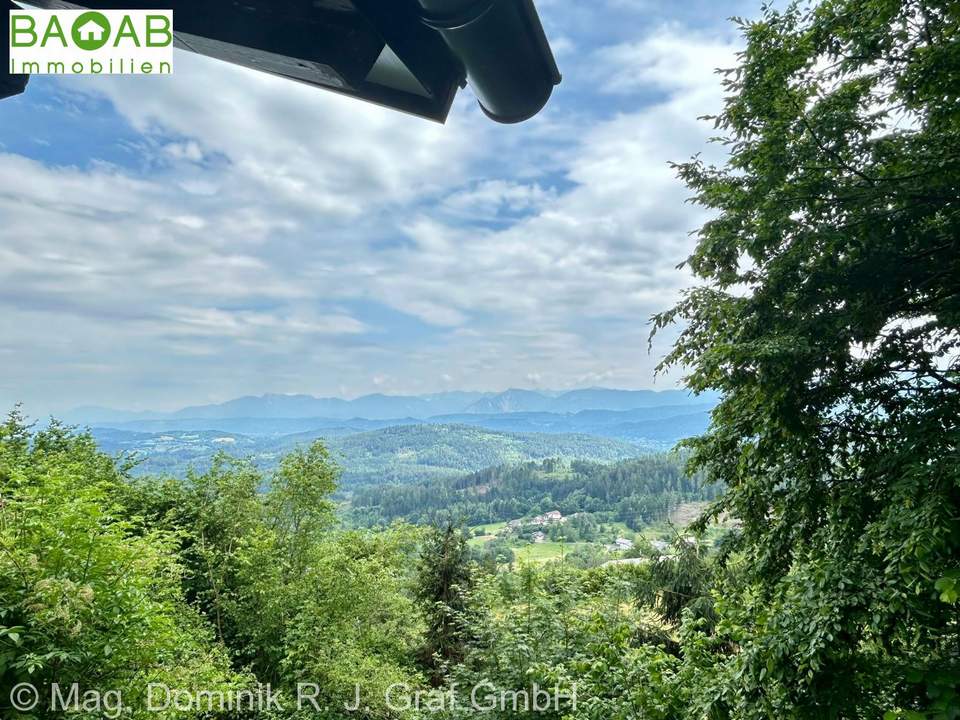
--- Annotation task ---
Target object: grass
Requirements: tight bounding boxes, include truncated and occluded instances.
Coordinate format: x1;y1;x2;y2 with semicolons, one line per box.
468;530;593;563
466;510;737;562
467;535;496;548
638;525;674;541
514;541;590;564
472;521;508;535
467;521;508;549
608;521;638;537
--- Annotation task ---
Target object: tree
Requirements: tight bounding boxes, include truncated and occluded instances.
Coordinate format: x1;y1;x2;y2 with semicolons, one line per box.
415;524;474;683
654;1;960;717
119;439;425;718
640;539;716;628
0;413;241;720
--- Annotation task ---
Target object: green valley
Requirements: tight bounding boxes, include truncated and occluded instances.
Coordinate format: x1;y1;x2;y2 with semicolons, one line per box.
91;424;648;485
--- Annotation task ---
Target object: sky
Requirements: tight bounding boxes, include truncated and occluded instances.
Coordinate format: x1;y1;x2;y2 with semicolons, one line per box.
0;0;755;416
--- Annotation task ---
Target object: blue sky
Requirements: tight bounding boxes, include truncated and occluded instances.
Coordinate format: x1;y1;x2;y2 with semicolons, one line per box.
0;0;756;415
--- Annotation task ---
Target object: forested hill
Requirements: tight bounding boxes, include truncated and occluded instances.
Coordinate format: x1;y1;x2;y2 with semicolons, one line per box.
92;423;644;485
87;404;714;442
348;454;720;528
325;425;642;485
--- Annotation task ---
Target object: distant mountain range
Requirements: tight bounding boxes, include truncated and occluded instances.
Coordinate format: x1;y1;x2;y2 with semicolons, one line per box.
65;388;717;426
70;389;717;484
90;404;715;443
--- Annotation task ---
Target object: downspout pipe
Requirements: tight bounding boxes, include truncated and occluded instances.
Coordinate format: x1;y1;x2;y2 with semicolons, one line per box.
417;0;560;123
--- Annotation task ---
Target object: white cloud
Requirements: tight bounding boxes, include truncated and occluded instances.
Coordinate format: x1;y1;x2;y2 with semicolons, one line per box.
71;51;484;218
0;21;741;413
442;180;557;218
164;140;204;162
593;27;739;95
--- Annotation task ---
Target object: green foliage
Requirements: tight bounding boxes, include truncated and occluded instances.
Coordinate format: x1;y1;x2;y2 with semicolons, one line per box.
416;525;474;683
97;424;643;485
122;442;426;719
1;415;433;719
330;426;642;486
350;455;717;528
563;543;608;570
653;0;960;716
278;528;425;719
0;411;241;719
0;409;734;720
447;564;684;720
639;539;717;627
472;538;516;569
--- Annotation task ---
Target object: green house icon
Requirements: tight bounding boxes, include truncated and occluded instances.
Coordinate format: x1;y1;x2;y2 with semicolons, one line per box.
72;12;110;51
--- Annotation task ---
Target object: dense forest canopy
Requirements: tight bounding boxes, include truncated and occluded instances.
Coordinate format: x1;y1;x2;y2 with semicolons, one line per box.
91;424;645;485
348;455;719;529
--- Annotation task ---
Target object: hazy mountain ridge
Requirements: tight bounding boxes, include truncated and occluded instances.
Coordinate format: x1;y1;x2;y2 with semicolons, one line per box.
78;389;717;484
78;403;714;441
465;389;557;414
65;388;717;426
465;387;702;414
